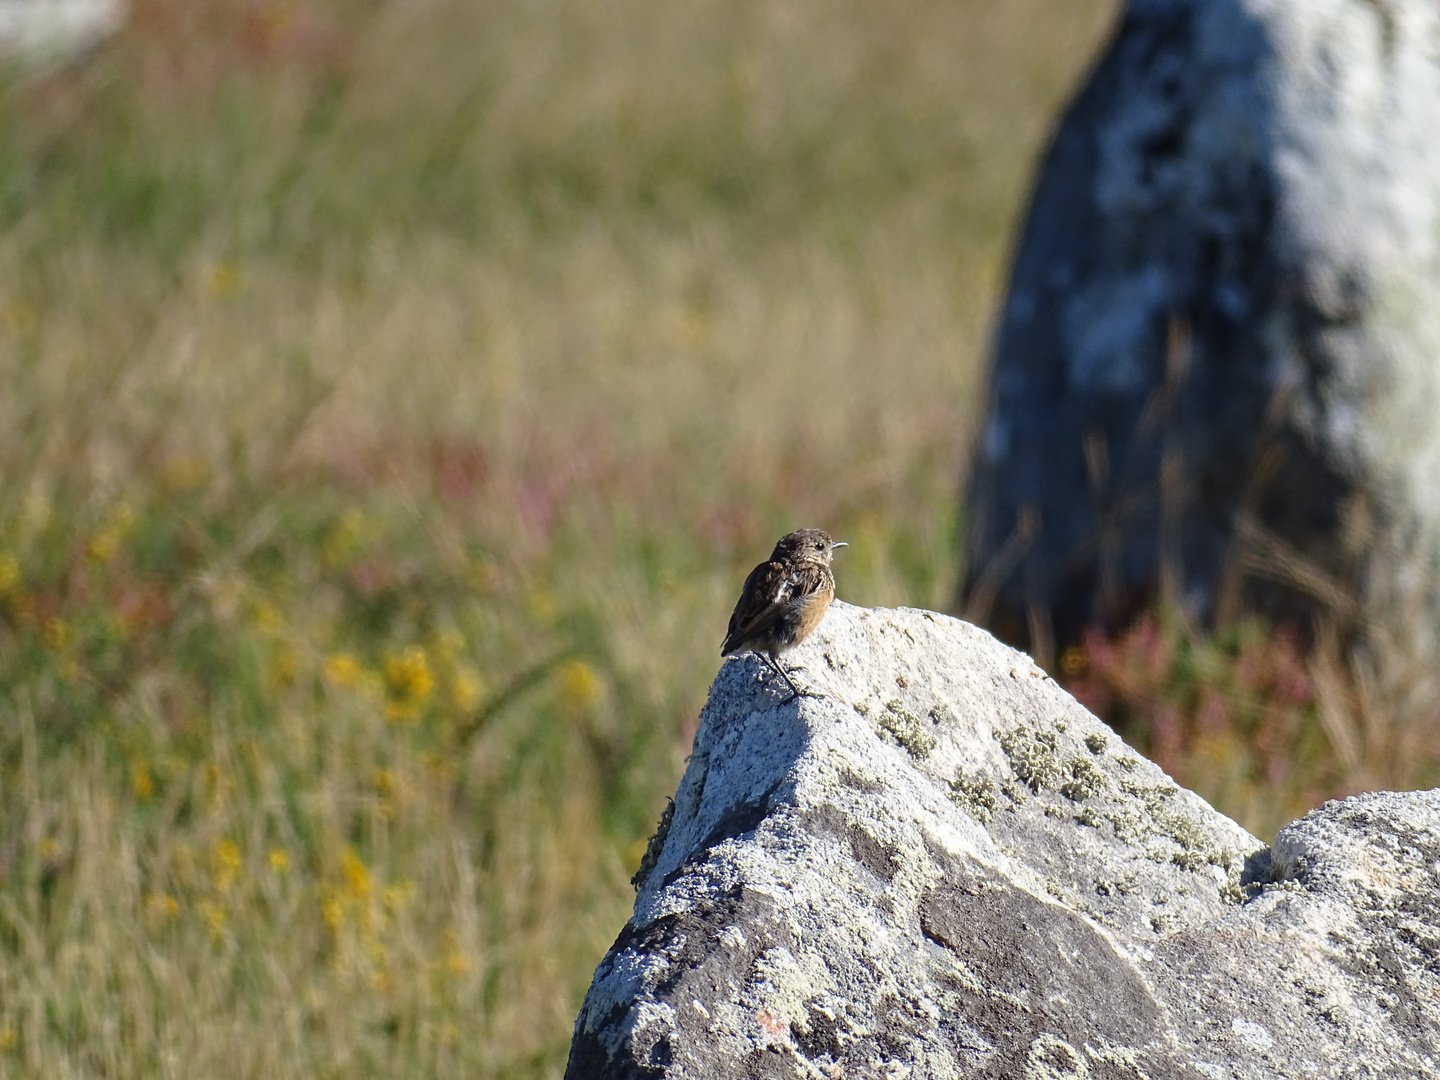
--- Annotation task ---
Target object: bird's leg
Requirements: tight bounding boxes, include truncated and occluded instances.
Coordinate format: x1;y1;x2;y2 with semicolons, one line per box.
762;653;821;702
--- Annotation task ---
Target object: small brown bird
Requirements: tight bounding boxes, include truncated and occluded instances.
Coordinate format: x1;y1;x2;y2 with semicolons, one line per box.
721;528;846;700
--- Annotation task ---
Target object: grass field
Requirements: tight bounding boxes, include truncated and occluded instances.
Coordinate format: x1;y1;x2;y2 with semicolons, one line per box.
4;1;1409;1076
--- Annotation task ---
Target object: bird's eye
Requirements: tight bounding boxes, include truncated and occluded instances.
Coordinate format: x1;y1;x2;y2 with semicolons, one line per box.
815;542;823;550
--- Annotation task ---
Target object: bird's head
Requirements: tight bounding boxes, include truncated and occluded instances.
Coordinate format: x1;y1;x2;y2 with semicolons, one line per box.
770;528;847;566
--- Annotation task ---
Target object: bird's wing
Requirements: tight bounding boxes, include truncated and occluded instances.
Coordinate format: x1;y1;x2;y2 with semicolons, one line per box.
721;561;827;655
721;559;789;655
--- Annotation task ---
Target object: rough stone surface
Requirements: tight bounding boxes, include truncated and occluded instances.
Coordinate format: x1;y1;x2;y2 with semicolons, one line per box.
963;0;1440;660
568;602;1440;1079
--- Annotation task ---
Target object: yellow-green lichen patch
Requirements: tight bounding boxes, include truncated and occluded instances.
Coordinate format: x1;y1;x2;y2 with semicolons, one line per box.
1268;879;1309;896
949;769;998;823
1171;849;1208;871
998;725;1063;791
1094;871;1140;896
1212;846;1245;904
1105;805;1147;845
1121;779;1211;853
1162;812;1211;854
1084;731;1109;754
1118;778;1179;807
877;699;937;759
1109;777;1243;896
1060;755;1107;801
1076;805;1103;828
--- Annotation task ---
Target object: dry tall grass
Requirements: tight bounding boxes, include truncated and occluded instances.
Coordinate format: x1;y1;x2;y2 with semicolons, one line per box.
0;1;1119;1076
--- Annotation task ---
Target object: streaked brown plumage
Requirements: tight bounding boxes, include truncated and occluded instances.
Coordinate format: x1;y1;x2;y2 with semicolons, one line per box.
721;528;846;699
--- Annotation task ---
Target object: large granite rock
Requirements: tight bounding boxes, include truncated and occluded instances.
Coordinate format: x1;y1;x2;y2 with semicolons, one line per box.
568;602;1440;1078
962;0;1440;663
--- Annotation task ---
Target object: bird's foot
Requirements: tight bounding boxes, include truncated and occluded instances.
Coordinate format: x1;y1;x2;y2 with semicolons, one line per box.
764;656;822;703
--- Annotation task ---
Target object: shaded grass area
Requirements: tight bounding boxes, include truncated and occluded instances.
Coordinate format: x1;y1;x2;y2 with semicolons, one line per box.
0;0;1120;1075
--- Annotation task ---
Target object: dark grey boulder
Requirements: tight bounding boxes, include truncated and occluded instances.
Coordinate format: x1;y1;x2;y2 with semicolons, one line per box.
962;0;1440;663
567;602;1440;1078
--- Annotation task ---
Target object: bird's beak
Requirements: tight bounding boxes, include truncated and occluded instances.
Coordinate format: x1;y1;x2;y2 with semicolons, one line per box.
831;541;848;549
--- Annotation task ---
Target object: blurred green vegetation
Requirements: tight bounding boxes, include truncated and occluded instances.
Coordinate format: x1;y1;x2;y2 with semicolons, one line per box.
0;0;1139;1075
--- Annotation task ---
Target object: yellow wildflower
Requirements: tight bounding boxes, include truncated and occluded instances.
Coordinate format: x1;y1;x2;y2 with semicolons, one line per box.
558;659;603;710
384;646;433;721
251;601;284;635
269;847;290;874
341;846;371;899
443;929;469;976
87;531;120;563
41;617;70;651
198;899;227;940
146;892;180;921
374;768;398;821
212;839;241;892
325;652;362;686
131;759;153;800
87;502;134;563
451;666;484;712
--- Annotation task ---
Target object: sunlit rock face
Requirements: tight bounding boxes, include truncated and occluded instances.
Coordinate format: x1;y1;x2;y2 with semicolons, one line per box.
0;1;124;68
963;0;1440;663
567;602;1440;1079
